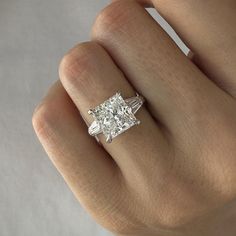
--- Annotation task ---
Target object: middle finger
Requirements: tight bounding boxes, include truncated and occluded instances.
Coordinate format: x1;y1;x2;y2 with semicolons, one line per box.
91;0;225;134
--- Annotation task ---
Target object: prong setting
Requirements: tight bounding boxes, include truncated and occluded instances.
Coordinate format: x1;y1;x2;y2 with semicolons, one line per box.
88;109;94;115
106;134;113;143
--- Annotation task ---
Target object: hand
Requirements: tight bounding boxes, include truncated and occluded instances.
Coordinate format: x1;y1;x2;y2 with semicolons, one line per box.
32;0;236;235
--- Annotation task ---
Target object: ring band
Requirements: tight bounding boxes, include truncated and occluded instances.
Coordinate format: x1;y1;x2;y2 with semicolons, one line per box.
88;92;145;143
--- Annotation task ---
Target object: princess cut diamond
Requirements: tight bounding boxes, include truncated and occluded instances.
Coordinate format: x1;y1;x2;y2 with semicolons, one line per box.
89;93;139;142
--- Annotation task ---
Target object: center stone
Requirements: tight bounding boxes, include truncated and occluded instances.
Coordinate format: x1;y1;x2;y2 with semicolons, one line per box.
92;93;138;141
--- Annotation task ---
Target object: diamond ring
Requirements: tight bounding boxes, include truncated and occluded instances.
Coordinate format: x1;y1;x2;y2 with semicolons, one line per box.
88;92;145;143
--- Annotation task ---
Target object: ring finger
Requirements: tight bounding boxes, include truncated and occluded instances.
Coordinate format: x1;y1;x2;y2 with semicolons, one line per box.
59;41;170;180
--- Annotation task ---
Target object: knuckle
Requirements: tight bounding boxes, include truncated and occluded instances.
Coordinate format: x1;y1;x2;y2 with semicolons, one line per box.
32;105;45;134
32;103;53;138
92;1;135;39
59;42;100;88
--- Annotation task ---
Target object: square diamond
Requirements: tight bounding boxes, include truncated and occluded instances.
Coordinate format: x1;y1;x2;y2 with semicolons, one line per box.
91;93;138;141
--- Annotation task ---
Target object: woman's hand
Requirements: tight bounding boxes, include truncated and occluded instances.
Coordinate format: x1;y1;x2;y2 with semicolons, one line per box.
32;0;236;235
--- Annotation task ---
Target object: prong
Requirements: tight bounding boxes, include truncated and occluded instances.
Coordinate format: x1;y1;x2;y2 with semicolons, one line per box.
135;120;141;125
106;134;113;143
88;109;94;115
137;94;145;105
116;91;121;96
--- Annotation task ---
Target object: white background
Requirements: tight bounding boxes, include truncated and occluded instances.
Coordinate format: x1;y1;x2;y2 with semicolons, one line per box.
0;1;187;235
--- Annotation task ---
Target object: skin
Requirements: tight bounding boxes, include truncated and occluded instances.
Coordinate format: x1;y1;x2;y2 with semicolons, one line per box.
32;0;236;235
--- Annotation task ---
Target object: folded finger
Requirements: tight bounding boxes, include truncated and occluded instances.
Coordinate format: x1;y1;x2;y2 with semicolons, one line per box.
135;0;236;97
32;81;122;224
59;42;170;182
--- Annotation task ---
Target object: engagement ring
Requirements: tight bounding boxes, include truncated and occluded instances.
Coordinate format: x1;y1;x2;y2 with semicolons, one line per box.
88;92;144;143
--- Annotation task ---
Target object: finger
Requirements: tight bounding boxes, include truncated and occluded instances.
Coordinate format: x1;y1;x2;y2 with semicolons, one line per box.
91;0;225;134
135;0;236;97
59;41;170;180
112;0;153;7
32;81;122;225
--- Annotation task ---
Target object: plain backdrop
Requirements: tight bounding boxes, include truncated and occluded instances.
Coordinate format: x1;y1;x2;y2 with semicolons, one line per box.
0;1;188;235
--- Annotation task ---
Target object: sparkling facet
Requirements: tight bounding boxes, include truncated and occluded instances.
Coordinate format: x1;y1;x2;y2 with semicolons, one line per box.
92;93;138;140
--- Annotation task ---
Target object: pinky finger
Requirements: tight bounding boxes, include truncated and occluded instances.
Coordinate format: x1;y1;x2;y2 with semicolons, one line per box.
32;81;122;225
